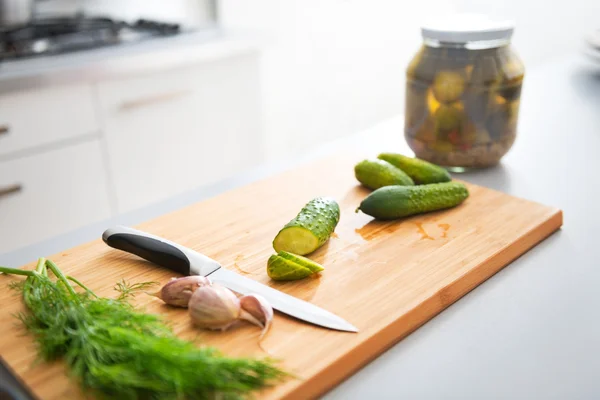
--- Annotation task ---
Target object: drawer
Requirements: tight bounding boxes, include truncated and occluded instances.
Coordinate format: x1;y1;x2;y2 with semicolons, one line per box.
96;54;264;212
0;139;111;253
0;84;99;157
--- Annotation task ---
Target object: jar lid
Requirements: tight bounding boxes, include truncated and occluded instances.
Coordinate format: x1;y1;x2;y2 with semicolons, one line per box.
421;14;515;43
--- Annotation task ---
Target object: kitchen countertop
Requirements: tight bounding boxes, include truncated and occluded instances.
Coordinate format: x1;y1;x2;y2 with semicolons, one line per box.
0;28;260;94
2;55;600;399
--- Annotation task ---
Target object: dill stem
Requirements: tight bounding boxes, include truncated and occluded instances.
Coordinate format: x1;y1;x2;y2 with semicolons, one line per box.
67;276;98;297
0;266;35;276
35;258;46;275
45;259;78;298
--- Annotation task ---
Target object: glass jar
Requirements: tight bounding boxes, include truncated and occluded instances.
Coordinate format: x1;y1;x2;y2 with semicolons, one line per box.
404;14;524;171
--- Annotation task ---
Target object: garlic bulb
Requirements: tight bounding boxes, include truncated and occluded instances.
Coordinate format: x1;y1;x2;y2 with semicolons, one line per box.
188;284;241;330
188;285;274;338
152;276;210;307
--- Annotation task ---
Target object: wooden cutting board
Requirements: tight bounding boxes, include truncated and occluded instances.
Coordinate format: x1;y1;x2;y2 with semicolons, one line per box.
0;152;562;400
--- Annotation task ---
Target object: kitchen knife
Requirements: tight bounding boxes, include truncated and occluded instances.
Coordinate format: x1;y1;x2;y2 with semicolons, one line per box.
102;226;358;332
0;356;38;400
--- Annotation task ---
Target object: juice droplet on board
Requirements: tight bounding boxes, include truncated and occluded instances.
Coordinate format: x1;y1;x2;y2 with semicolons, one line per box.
438;223;450;238
415;222;434;240
354;221;399;241
233;254;251;275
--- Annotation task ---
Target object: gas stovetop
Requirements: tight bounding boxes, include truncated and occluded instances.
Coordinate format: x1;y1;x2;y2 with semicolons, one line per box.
0;17;180;61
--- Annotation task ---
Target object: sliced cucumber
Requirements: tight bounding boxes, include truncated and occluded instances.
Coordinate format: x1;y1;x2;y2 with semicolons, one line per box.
267;254;314;281
273;197;340;255
277;251;324;274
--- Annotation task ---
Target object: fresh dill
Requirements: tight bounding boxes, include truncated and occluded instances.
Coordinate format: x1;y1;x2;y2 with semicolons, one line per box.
0;259;286;399
8;280;25;291
114;279;158;301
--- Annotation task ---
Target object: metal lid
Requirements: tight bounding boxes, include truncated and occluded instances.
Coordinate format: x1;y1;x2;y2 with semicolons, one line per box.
421;14;515;43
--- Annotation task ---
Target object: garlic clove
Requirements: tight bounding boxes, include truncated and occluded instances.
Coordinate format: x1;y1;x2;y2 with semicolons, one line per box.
152;276;211;307
188;284;241;330
239;294;273;340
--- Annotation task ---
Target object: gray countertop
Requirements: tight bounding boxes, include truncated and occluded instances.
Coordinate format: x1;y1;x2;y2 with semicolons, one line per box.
2;55;600;399
327;56;600;400
0;28;259;93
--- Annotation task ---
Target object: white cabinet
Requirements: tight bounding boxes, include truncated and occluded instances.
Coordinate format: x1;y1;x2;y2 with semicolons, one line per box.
96;53;263;213
0;84;98;157
0;43;263;253
0;139;112;253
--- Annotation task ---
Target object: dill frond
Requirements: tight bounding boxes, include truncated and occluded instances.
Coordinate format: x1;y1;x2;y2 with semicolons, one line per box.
114;279;159;301
3;259;287;399
8;280;25;291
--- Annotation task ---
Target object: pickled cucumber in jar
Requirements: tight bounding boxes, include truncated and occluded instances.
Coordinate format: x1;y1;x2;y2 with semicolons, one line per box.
405;14;523;169
495;46;525;101
432;70;466;103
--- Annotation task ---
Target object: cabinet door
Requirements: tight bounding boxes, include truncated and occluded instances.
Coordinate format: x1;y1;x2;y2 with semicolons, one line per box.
96;53;263;213
0;84;98;157
0;140;112;253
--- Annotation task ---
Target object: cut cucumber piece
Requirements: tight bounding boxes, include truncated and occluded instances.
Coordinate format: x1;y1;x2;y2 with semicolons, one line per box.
273;197;340;255
267;254;313;281
277;251;324;274
273;226;319;255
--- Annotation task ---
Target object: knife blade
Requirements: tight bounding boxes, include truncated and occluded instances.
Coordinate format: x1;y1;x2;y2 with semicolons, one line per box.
102;226;358;332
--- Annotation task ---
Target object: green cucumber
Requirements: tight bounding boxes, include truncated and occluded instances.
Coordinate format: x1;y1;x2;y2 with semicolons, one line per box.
356;182;469;220
354;159;414;189
277;251;324;274
378;153;451;184
273;197;340;255
267;254;322;281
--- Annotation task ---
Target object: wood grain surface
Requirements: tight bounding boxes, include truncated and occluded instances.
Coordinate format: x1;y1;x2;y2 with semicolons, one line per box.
0;152;563;400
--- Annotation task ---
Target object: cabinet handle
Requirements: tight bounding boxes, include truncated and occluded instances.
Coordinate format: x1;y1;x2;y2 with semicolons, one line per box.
0;125;9;135
0;183;22;197
119;90;191;112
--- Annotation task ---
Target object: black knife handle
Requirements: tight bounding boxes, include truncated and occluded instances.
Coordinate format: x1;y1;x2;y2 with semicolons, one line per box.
102;226;220;277
0;356;38;400
103;231;190;275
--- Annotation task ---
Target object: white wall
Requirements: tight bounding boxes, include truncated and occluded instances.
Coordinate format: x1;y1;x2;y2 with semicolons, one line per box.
220;0;599;160
456;0;600;67
221;0;454;158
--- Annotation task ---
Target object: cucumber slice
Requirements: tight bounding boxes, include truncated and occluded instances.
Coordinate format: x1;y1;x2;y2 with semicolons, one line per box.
277;251;324;274
267;254;313;281
273;197;340;255
273;227;319;255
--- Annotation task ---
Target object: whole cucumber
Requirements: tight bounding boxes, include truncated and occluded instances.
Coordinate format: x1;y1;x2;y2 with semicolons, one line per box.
354;159;414;189
378;153;451;184
273;197;340;255
356;182;469;220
